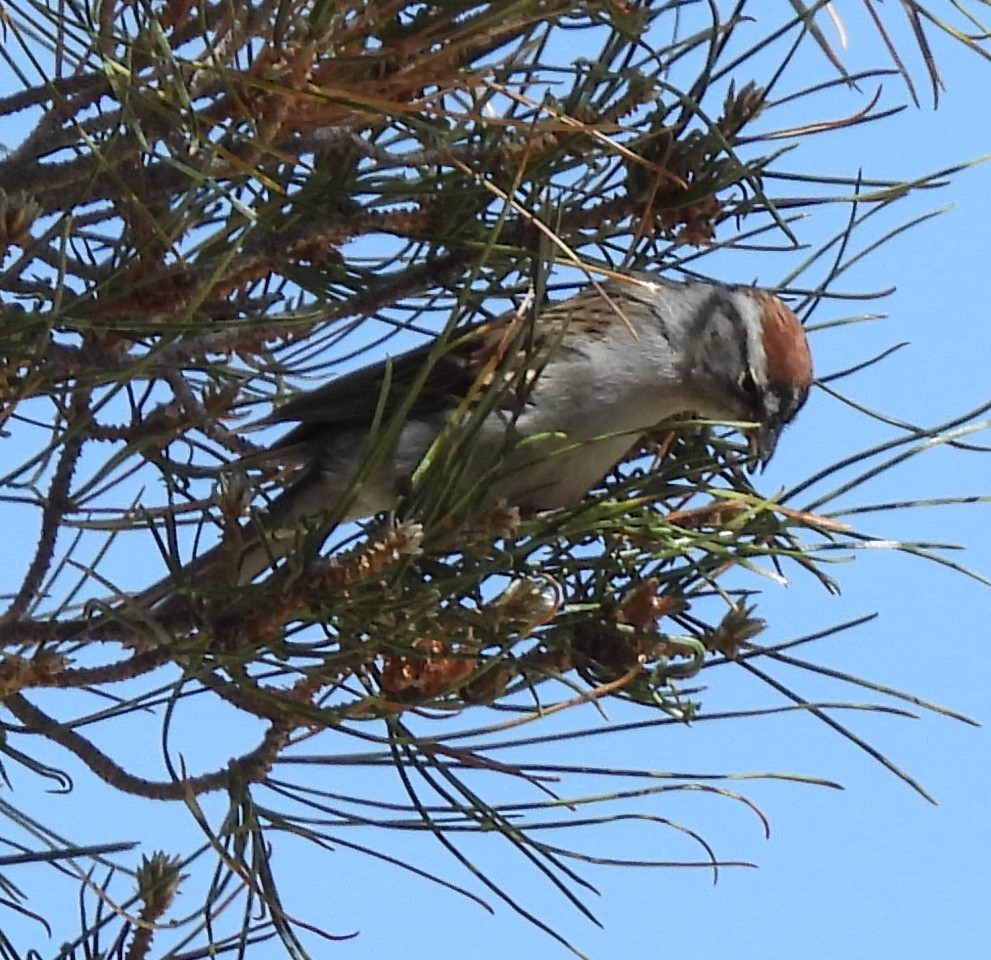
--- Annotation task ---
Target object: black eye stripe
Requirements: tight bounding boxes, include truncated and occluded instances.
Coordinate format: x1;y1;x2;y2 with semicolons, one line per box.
740;368;758;393
704;288;752;382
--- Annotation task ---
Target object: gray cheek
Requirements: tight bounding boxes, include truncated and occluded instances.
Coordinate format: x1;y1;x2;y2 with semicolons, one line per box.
759;390;781;421
763;385;808;429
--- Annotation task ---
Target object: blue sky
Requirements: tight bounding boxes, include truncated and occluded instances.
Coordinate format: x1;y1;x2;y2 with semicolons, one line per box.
2;5;990;959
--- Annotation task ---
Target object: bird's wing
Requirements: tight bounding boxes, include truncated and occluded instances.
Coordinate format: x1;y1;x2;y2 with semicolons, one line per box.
254;314;551;454
247;286;622;460
261;333;476;430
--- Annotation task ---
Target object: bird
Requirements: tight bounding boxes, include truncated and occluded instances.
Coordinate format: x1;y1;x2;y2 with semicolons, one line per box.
134;273;813;610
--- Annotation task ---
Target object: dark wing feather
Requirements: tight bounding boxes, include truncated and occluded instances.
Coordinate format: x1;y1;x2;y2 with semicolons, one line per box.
262;337;461;428
255;320;524;455
247;286;616;460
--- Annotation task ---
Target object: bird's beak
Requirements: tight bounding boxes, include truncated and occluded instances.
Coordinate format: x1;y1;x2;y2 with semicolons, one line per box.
746;422;780;472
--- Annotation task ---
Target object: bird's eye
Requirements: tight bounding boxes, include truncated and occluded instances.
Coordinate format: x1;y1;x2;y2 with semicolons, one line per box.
738;369;759;398
737;369;765;422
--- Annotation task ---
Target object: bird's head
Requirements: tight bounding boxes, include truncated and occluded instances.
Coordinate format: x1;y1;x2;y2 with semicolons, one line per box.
742;289;813;465
678;284;813;466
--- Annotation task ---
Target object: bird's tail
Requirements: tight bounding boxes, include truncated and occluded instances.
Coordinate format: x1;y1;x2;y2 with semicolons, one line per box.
123;469;332;617
125;532;279;615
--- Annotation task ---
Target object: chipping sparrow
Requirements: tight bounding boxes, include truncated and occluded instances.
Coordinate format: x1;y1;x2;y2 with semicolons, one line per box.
138;274;812;608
